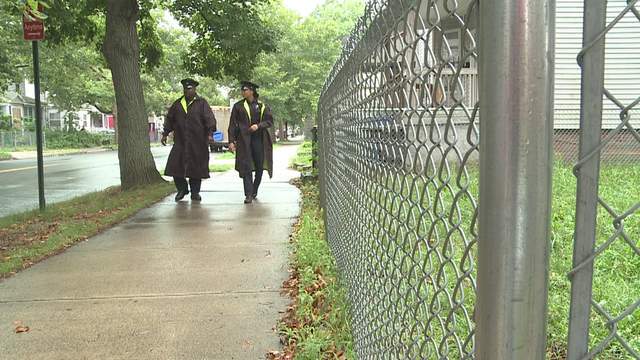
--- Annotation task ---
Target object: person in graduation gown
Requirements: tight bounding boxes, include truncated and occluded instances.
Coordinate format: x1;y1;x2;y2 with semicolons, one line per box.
161;78;216;202
228;81;274;204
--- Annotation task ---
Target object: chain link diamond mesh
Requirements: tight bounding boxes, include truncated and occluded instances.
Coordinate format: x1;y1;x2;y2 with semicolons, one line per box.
318;1;479;358
568;1;640;359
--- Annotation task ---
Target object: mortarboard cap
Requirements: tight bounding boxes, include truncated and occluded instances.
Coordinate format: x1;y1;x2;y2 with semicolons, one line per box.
180;78;199;89
240;81;259;91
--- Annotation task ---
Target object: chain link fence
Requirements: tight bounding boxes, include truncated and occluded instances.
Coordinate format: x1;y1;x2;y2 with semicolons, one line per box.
318;0;638;359
0;131;40;149
567;1;640;359
319;1;480;358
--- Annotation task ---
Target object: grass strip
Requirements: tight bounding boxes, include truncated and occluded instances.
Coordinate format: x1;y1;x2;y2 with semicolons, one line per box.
214;151;235;160
289;141;313;170
209;163;234;172
268;178;355;360
157;164;234;175
0;181;174;279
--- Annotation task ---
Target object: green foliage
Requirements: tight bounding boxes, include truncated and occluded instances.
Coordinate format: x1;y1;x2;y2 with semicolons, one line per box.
0;151;10;160
290;141;313;169
282;179;355;359
170;0;279;81
41;41;115;112
0;3;31;90
0;115;12;130
253;0;365;127
44;129;114;149
21;117;36;132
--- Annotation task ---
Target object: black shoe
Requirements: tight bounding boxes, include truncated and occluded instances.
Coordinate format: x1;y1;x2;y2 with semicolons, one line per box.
191;193;202;201
175;190;189;202
244;196;253;204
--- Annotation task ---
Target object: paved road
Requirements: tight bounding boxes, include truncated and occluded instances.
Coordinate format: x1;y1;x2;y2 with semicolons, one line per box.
0;147;173;218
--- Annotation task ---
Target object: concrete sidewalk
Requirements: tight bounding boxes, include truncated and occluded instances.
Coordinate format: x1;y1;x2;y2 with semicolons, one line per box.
0;144;301;359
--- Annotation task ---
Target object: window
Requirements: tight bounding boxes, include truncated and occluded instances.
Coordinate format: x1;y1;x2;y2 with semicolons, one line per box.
24;105;35;119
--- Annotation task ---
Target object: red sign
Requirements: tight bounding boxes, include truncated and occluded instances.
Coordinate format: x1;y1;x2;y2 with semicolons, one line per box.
23;4;45;41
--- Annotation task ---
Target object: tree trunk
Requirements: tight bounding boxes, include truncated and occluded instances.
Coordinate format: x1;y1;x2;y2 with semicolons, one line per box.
278;121;284;142
103;0;162;190
113;101;118;144
284;121;288;141
303;117;313;141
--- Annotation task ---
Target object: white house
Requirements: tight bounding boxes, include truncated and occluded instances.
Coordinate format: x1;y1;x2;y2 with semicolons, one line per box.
359;0;639;130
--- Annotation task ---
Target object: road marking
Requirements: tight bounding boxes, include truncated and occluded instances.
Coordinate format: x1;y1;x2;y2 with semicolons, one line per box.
0;164;60;174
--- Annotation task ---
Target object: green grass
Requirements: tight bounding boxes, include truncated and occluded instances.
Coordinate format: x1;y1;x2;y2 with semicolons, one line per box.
0;151;10;160
158;164;234;175
317;158;638;359
214;151;235;160
0;181;174;278
278;178;355;359
547;162;640;359
290;141;313;170
209;163;234;172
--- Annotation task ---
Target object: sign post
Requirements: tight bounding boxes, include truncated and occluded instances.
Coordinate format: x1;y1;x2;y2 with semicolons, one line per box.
23;1;46;211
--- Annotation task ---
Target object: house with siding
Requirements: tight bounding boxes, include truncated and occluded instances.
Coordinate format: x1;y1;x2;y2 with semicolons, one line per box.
360;1;639;128
356;0;639;163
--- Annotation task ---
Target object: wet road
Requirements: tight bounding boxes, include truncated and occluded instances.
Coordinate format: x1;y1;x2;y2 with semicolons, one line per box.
0;147;172;218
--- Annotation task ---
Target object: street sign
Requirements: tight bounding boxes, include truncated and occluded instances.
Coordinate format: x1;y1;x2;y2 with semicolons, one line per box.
23;3;45;41
22;1;48;210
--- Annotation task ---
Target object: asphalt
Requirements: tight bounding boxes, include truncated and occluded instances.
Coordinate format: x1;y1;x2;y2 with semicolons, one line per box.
0;144;301;359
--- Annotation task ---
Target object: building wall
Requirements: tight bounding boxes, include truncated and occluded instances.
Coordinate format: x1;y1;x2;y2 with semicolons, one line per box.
555;0;640;129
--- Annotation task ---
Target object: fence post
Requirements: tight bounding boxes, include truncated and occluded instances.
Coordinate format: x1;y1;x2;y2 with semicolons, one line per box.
566;1;608;358
311;125;318;170
477;0;555;358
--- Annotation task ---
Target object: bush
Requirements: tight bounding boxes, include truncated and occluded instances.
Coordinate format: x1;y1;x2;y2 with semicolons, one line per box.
0;115;11;130
44;130;115;149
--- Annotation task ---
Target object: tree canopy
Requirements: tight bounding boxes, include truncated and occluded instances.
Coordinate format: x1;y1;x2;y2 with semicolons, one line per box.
252;0;365;130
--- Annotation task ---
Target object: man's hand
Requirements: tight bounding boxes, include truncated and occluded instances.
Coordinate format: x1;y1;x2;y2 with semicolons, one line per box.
249;124;259;133
229;142;236;152
161;135;168;146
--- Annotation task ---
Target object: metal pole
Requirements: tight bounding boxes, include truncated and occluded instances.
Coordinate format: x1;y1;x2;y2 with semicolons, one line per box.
567;1;607;358
477;0;555;358
32;40;45;211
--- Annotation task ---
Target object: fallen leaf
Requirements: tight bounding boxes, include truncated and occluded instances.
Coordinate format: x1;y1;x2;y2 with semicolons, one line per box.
15;325;30;333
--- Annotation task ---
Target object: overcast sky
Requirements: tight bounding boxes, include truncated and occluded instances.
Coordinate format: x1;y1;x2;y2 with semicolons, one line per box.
283;0;326;17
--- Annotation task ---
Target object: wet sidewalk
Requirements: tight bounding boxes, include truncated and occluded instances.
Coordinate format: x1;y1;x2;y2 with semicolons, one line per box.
0;144;301;359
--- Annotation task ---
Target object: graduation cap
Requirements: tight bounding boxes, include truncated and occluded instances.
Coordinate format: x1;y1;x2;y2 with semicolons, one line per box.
180;78;199;89
240;81;259;92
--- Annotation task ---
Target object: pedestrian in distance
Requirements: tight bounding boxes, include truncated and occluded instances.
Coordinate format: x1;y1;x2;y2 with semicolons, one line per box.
161;78;217;202
228;81;274;204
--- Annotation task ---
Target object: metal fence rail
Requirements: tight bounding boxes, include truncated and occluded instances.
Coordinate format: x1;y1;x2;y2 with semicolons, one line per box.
567;1;640;359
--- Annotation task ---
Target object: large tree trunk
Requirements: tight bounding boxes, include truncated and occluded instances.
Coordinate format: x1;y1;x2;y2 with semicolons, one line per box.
103;0;162;190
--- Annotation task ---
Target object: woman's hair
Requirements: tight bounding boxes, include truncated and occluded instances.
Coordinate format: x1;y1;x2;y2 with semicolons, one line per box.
254;90;260;98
